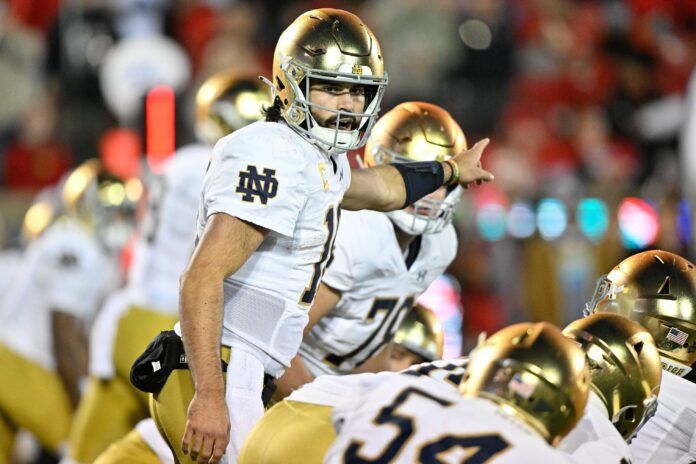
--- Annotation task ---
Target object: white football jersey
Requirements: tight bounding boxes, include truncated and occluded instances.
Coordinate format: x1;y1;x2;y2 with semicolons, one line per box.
136;418;175;464
630;371;696;463
198;121;350;378
0;218;117;370
299;210;457;376
0;248;21;298
325;374;586;464
287;357;469;408
557;391;632;462
128;144;210;313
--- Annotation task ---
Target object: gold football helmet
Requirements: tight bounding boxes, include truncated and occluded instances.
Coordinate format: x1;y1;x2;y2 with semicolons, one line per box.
460;322;590;446
21;188;62;242
62;159;141;250
272;8;388;153
195;70;272;146
563;313;662;440
392;304;444;362
364;101;467;234
585;250;696;380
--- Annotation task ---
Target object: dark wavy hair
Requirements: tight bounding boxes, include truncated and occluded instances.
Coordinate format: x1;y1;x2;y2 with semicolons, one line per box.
262;96;283;122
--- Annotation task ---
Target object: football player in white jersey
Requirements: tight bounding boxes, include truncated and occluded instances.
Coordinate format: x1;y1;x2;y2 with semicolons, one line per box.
0;161;134;463
67;72;272;464
148;8;493;464
586;250;696;463
274;102;463;396
559;312;662;462
388;303;445;371
325;322;592;463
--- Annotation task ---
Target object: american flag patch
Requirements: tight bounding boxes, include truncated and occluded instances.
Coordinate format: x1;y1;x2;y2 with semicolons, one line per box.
666;327;689;346
509;373;535;399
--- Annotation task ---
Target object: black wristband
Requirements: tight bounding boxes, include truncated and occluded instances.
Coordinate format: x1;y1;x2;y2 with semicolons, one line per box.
392;161;445;208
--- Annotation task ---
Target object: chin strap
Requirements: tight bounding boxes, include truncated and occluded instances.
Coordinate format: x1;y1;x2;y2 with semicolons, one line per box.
258;75;278;99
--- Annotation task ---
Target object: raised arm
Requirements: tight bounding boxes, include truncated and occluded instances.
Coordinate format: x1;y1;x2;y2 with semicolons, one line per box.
179;213;267;462
343;138;493;211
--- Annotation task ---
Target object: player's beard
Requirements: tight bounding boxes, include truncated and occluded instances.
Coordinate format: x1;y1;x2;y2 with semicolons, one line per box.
315;113;358;131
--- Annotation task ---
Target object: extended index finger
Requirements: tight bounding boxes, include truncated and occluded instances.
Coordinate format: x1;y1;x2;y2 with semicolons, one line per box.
468;138;490;161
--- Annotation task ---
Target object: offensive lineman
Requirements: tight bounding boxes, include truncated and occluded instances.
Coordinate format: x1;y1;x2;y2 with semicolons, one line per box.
148;8;493;464
276;101;464;397
559;312;662;462
586;249;696;463
0;162;133;463
325;322;591;463
72;72;272;464
240;313;659;463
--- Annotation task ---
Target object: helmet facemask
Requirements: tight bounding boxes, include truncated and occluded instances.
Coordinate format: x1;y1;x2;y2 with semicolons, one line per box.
371;145;461;235
278;55;387;154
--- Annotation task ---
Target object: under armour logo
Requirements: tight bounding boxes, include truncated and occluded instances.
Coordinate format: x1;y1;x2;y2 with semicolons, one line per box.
59;253;78;268
236;165;279;205
417;270;428;282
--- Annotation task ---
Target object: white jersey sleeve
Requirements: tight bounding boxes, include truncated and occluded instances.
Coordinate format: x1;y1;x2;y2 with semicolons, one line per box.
325;374;581;464
630;371;696;464
558;392;632;463
202;125;308;237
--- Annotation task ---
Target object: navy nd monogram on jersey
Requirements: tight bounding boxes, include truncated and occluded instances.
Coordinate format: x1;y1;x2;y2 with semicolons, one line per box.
299;209;457;376
197;121;350;378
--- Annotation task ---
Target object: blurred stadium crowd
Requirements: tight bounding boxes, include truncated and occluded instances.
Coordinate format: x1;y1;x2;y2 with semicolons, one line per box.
1;0;695;351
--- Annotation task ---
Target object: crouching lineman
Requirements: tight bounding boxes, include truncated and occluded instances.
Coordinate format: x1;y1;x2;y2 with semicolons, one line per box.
586;249;696;463
276;101;464;398
0;162;134;463
325;322;591;462
68;71;272;464
147;7;493;464
242;313;660;463
560;312;662;461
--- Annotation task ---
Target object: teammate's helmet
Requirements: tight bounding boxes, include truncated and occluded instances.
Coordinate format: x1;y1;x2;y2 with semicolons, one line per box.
460;322;590;446
272;8;388;153
62;159;140;250
22;188;62;242
585;250;696;380
392;304;444;362
195;70;273;146
364;102;466;235
563;313;662;440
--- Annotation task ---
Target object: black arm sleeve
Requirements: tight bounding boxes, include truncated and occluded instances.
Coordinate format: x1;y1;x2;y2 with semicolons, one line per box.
391;162;445;208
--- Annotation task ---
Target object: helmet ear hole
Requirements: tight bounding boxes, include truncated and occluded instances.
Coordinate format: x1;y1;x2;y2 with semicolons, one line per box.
657;276;671;295
634;341;644;355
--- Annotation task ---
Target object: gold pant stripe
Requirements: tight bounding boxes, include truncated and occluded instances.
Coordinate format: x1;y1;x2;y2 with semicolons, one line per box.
0;343;72;461
238;400;335;464
69;306;178;463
